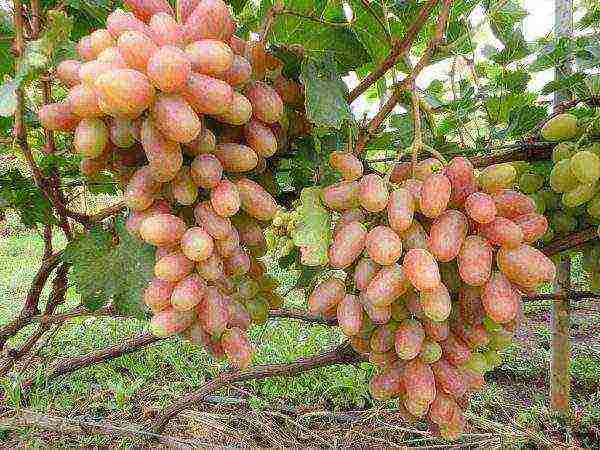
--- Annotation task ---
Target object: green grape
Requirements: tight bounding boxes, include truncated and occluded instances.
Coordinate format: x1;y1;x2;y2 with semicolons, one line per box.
550;211;577;234
541;113;580;141
463;352;490;374
587;194;600;218
549;159;578;193
538;188;561;211
540;226;554;243
519;172;544;194
528;192;546;214
264;228;278;250
585;142;600;158
552;142;576;162
511;161;532;176
562;183;596;208
570;151;600;185
483;349;503;368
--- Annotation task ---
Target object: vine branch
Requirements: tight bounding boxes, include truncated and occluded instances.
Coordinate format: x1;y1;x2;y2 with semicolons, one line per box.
151;341;365;433
0;251;62;350
17;332;162;394
346;0;439;104
543;227;597;256
0;263;69;376
354;0;453;154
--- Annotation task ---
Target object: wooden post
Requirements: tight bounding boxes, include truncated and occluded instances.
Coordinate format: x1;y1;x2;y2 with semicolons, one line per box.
550;257;571;415
550;0;573;416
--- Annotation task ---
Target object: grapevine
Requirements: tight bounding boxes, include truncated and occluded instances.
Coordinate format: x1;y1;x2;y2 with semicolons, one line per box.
2;0;598;443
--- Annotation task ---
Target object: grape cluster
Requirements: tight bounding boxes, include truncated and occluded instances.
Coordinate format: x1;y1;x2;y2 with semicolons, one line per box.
40;0;308;369
518;111;600;292
301;152;556;438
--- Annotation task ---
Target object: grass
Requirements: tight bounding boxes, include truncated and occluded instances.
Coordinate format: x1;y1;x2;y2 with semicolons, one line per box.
1;218;600;447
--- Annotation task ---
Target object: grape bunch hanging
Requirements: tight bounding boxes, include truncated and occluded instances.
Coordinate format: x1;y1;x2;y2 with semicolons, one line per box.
40;0;309;370
517;111;600;291
272;151;557;438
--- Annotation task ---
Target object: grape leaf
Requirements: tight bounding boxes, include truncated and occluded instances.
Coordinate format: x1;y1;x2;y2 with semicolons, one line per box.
63;218;154;317
0;170;56;228
301;56;352;129
264;0;370;72
529;37;573;72
227;0;249;13
291;187;331;267
506;104;547;138
485;92;536;124
66;0;112;24
540;73;587;96
487;30;531;65
487;0;527;45
490;67;530;92
347;0;391;63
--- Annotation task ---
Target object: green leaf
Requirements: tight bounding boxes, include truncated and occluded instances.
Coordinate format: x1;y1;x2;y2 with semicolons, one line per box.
490;68;530;92
529;37;573;72
0;170;55;228
347;0;391;63
489;31;531;65
389;109;433;149
63;218;155;317
66;0;112;24
575;39;600;70
578;5;600;30
300;56;352;129
445;18;474;55
227;0;249;14
485;92;536;124
278;247;299;268
540;72;587;96
296;265;320;289
291;187;331;267
265;0;370;72
270;46;303;79
506;104;547;138
487;0;527;45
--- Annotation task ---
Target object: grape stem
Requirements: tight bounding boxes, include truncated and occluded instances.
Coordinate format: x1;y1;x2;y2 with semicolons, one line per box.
410;86;422;177
15;332;162;395
362;141;556;174
354;0;454;155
